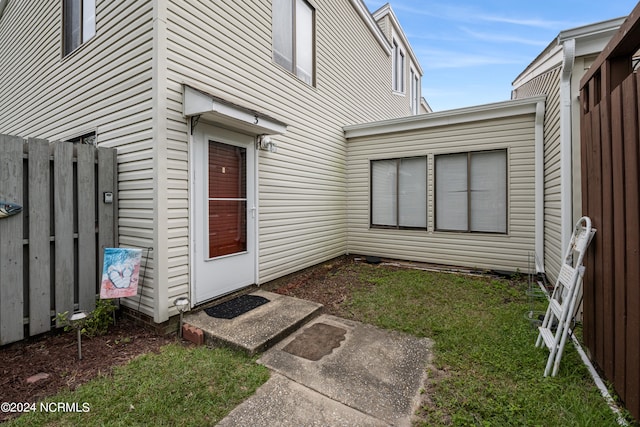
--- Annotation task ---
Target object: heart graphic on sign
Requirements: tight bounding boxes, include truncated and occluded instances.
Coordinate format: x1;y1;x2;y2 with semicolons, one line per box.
107;264;134;289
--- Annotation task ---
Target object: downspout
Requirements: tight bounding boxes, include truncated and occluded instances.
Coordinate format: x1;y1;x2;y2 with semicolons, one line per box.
535;100;546;273
152;2;170;323
559;38;575;257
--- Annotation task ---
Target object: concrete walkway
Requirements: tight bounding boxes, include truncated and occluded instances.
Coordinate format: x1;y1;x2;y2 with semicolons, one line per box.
184;291;433;426
217;313;433;426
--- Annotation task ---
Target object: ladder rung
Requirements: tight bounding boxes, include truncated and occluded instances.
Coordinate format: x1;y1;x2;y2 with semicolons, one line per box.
549;299;563;318
558;264;576;290
538;327;556;350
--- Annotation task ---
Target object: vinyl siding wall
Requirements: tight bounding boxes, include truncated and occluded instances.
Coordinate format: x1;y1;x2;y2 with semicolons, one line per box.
0;1;156;316
513;67;562;282
164;0;414;312
375;15;390;41
346;113;537;272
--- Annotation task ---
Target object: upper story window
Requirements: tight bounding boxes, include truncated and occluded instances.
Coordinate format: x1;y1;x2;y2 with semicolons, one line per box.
273;0;315;85
392;38;405;93
410;66;419;114
63;0;96;56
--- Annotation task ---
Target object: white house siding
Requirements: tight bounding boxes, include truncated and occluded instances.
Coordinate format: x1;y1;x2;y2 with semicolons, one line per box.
346;113;537;273
163;0;415;317
0;1;156;317
375;14;390;40
513;67;562;282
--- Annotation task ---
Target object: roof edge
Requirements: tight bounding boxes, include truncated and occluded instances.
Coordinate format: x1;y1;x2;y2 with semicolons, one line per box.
344;96;546;139
513;16;626;87
558;16;627;43
372;3;423;75
349;0;392;56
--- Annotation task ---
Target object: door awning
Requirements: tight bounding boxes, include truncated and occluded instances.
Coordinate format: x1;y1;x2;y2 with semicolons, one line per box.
183;85;287;135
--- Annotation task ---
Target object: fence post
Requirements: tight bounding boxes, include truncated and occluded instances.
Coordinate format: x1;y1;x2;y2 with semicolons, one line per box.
27;138;52;336
98;148;117;277
53;142;74;324
77;144;97;312
0;135;25;344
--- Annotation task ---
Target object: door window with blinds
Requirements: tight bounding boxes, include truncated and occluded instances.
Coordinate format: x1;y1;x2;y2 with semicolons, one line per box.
435;150;507;233
370;157;427;229
208;141;247;258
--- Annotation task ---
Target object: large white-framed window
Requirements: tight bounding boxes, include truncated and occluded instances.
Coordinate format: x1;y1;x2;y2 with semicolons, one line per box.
371;156;427;229
435;150;507;233
273;0;315;85
410;66;420;114
63;0;96;56
392;38;405;93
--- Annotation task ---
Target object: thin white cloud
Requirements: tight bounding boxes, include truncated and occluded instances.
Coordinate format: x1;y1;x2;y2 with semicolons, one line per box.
418;48;527;69
366;0;575;31
477;14;574;29
459;27;548;47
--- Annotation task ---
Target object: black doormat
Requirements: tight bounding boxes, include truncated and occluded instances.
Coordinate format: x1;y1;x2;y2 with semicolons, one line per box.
204;295;270;319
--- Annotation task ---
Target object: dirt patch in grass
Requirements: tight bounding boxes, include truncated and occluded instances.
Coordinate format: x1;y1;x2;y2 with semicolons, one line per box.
0;317;175;422
260;255;378;317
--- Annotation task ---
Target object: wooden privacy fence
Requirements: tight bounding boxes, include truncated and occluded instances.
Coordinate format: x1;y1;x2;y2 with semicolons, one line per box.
580;3;640;421
0;135;117;345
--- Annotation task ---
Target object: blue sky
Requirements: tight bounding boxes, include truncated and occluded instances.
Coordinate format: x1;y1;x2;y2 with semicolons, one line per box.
364;0;638;111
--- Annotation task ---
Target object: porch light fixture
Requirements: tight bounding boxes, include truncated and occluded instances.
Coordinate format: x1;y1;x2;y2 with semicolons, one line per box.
174;297;190;338
69;311;88;360
257;135;278;153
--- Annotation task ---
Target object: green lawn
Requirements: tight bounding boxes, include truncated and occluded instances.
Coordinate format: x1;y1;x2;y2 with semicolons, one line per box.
5;262;635;426
342;264;633;426
6;345;269;427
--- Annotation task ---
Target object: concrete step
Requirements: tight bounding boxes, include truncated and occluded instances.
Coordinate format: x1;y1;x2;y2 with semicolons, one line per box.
182;290;323;355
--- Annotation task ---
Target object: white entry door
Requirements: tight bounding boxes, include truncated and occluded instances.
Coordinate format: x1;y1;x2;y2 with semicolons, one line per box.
192;125;256;304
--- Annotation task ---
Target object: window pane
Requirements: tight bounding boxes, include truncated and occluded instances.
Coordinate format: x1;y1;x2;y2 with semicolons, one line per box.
273;0;293;71
470;151;507;232
208;141;248;259
415;75;420;108
82;0;96;42
410;69;415;110
295;0;313;84
208;200;247;258
393;40;400;91
399;51;405;92
64;0;81;54
436;153;467;230
398;157;426;227
371;160;397;226
208;142;246;199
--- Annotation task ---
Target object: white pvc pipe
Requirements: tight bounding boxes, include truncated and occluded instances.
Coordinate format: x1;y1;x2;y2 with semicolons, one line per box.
569;333;629;426
559;38;575;255
538;280;628;425
535;100;546;273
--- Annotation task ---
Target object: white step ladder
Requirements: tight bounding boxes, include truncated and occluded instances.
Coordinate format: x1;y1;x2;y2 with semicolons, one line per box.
536;216;596;377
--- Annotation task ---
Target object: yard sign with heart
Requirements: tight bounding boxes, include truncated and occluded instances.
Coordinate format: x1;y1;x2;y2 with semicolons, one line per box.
100;248;143;299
